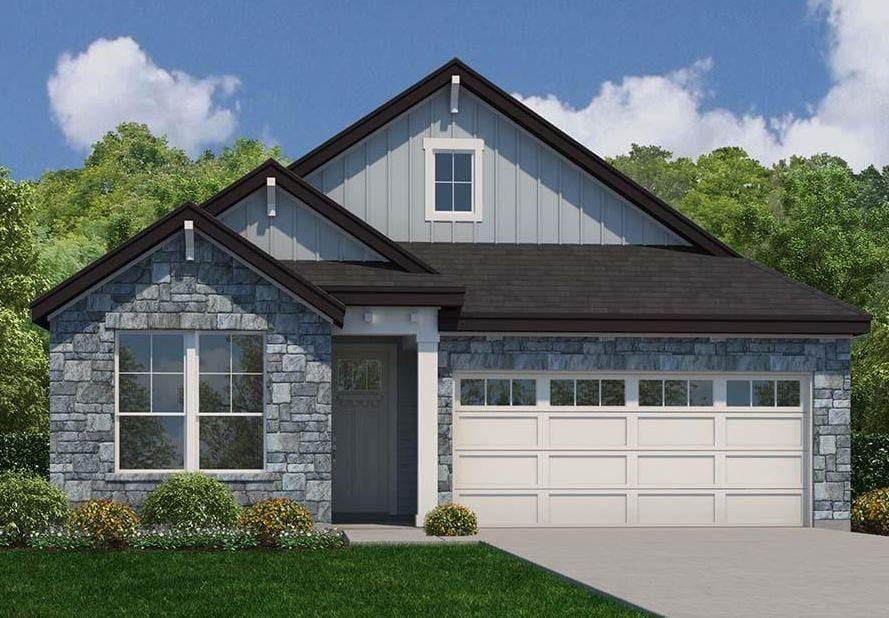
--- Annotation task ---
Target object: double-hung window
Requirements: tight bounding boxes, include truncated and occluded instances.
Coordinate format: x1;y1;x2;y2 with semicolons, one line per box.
116;332;265;472
423;137;484;222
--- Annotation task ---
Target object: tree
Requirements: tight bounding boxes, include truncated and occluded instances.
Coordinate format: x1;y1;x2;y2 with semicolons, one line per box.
764;155;889;309
0;168;48;432
609;144;696;206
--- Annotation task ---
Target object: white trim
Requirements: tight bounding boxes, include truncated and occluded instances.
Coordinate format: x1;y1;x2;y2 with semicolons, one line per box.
183;221;195;261
450;75;460;113
423;137;484;222
266;177;277;217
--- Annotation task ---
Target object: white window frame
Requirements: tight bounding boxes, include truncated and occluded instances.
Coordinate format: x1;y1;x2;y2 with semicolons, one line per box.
114;331;266;473
423;137;484;222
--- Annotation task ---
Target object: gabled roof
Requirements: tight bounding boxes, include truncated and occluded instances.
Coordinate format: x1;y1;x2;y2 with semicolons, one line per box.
30;203;347;328
288;58;737;257
201;158;436;274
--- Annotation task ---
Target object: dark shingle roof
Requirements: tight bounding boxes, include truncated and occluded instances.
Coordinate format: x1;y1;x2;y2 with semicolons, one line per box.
285;243;870;335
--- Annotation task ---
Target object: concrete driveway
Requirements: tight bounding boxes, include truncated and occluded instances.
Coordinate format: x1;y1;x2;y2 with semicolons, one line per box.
480;528;889;617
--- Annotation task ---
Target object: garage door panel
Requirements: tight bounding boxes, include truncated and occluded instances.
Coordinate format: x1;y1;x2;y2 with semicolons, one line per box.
638;456;715;486
454;415;537;448
549;494;627;525
638;417;715;447
452;374;807;527
454;454;538;487
725;494;803;525
458;493;539;526
725;417;802;448
549;416;627;447
638;494;716;525
549;455;627;486
726;456;802;487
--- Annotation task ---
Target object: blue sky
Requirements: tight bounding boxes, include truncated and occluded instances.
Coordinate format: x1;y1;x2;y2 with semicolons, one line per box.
3;0;885;179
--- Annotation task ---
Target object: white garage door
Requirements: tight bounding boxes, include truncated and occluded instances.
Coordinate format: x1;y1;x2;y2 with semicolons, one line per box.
452;374;808;527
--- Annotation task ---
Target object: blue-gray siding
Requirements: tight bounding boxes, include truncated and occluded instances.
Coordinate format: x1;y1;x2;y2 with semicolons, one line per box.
304;87;688;246
220;186;384;262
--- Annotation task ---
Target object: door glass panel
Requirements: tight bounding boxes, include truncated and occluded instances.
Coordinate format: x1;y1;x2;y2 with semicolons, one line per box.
550;380;574;406
777;380;801;406
727;380;751;406
486;379;510;406
639;380;663;406
460;379;485;405
753;380;776;406
601;380;625;406
576;380;600;406
689;380;714;406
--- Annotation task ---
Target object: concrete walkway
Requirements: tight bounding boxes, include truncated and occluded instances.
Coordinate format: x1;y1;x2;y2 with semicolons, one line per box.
480;528;889;617
341;524;480;545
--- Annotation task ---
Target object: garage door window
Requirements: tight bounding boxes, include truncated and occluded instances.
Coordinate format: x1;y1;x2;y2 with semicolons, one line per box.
460;378;537;406
727;379;801;407
639;379;714;407
550;379;625;406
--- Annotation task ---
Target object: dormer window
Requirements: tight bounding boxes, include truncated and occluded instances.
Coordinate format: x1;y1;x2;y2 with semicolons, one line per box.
423;137;484;222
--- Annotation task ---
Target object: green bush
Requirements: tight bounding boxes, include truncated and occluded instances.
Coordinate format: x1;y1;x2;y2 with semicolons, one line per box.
131;528;259;551
0;472;69;541
278;528;345;550
0;433;49;477
423;503;478;537
851;487;889;535
141;473;240;530
852;433;889;498
238;498;313;546
69;499;139;547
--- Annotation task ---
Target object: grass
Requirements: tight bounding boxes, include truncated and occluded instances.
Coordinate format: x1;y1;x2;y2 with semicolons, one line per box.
0;543;645;617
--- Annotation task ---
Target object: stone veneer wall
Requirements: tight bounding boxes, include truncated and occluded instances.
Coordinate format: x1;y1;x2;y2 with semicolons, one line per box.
437;336;852;527
48;234;333;522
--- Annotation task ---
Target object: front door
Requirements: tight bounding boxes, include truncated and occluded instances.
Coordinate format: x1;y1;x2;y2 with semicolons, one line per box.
332;343;397;517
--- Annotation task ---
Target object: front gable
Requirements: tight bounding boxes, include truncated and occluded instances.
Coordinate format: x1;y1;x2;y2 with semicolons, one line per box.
291;59;735;255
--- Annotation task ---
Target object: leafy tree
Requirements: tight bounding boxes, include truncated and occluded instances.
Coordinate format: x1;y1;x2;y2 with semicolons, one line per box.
610;144;696;206
764;155;889;309
0;168;48;431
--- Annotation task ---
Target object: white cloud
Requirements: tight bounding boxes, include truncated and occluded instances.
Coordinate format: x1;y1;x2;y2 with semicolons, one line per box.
48;37;240;154
513;0;889;170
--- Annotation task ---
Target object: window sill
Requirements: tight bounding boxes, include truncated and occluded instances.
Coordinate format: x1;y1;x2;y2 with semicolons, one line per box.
105;471;278;482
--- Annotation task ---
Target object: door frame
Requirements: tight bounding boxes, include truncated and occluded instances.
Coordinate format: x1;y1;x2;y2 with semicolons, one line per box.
332;341;399;517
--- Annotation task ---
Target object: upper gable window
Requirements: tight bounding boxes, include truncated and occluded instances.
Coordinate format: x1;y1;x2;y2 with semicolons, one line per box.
423;138;484;222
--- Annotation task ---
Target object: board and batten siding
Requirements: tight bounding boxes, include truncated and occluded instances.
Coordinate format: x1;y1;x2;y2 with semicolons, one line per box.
220;185;384;261
304;87;688;246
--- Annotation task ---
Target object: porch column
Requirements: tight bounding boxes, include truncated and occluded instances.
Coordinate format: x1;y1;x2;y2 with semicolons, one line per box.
416;338;439;526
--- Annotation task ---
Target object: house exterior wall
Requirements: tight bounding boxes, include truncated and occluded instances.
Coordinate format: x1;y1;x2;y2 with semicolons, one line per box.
305;88;688;246
219;187;384;262
437;336;852;527
48;233;334;522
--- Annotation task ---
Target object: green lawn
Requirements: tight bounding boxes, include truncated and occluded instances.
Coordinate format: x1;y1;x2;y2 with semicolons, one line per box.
0;544;645;616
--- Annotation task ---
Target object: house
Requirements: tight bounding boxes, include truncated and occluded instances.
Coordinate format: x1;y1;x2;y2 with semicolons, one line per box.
32;59;869;529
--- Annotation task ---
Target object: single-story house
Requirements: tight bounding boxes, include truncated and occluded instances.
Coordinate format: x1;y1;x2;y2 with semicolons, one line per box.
32;59;869;529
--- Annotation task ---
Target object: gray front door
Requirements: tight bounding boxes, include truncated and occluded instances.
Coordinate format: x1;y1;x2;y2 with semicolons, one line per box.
332;343;397;515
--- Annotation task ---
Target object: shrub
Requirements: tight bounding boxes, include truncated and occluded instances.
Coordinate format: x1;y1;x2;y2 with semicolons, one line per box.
141;473;239;530
238;498;313;546
0;432;49;477
423;503;478;537
69;499;139;547
852;433;889;498
27;527;93;550
131;527;259;551
278;528;345;550
852;487;889;535
0;472;69;542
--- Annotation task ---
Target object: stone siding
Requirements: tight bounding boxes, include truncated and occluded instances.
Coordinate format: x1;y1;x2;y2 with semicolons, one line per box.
437;336;851;526
49;234;333;522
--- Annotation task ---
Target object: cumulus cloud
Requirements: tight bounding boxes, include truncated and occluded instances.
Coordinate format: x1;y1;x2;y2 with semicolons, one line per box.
514;0;889;170
48;37;240;154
